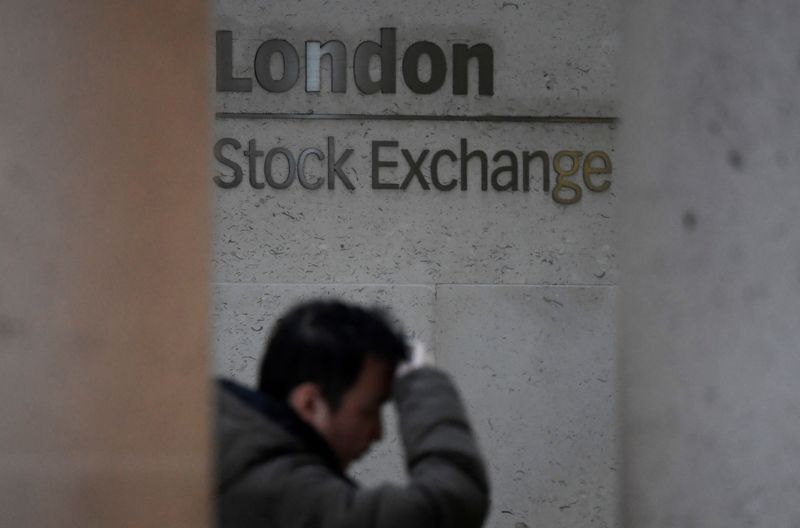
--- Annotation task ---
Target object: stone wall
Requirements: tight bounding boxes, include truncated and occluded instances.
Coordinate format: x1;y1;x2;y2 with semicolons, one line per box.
211;1;619;526
618;1;800;526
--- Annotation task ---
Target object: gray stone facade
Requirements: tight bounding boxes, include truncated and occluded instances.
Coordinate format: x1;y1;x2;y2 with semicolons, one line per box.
211;1;619;526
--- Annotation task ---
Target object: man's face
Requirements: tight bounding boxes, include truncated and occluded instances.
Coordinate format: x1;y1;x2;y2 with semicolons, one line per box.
317;355;395;469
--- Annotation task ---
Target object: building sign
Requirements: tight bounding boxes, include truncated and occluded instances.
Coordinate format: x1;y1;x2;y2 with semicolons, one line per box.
213;28;614;206
216;29;494;95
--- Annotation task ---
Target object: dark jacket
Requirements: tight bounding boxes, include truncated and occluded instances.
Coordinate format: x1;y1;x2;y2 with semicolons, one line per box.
215;368;490;528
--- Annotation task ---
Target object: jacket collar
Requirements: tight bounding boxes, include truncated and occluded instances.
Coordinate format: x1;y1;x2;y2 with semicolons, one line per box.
219;378;345;476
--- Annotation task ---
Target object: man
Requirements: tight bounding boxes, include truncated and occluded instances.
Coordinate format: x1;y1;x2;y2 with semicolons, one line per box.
215;299;489;528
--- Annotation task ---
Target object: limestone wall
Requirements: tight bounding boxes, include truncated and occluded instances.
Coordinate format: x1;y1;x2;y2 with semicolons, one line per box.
211;2;619;526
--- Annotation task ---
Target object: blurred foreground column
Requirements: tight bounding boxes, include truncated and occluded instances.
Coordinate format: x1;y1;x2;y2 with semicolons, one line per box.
619;1;800;526
0;2;210;527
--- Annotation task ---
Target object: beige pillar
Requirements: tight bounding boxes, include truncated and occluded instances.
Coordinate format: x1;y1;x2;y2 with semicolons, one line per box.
0;2;210;526
619;1;800;526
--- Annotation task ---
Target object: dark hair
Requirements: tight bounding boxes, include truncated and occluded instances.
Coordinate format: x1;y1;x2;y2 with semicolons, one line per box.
258;299;409;410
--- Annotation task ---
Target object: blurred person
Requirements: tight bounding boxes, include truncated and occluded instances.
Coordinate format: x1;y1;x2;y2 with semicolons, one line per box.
215;299;489;527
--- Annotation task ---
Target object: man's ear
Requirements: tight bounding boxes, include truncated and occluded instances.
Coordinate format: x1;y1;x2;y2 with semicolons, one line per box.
288;382;331;431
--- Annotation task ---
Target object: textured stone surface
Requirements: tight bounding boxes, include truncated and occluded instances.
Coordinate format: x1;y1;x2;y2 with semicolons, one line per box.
214;0;618;116
212;121;617;285
212;283;436;384
212;0;619;285
436;286;617;528
618;1;800;526
214;122;617;284
211;283;618;510
210;0;621;524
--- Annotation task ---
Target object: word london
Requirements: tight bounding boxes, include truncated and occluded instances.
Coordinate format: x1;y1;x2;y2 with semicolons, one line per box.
214;137;612;205
216;28;493;95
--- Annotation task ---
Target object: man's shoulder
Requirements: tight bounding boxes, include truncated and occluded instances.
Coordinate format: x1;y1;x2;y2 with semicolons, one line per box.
215;379;295;445
216;380;302;490
215;378;351;494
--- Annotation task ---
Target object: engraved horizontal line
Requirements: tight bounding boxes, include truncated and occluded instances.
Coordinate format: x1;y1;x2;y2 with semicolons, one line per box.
211;281;617;288
215;112;618;124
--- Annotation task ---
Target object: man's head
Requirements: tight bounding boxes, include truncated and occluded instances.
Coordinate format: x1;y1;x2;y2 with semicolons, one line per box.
258;299;409;468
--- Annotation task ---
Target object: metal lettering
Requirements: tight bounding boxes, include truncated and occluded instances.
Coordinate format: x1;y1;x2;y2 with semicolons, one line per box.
430;150;458;191
460;139;488;191
354;28;397;94
327;137;355;190
305;40;347;93
211;138;613;206
254;40;299;93
213;138;243;188
216;28;496;96
453;43;494;95
400;149;431;190
583;151;612;192
371;140;399;189
297;148;325;189
523;151;550;192
402;41;447;94
264;148;296;189
491;150;518;191
552;151;583;205
216;31;252;92
244;139;265;189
